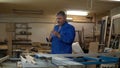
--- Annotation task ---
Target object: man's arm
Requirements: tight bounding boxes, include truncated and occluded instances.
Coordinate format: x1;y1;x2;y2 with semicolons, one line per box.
60;27;75;44
46;31;54;42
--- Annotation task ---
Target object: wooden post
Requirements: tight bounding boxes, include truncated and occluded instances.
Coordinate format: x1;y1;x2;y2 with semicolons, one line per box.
6;23;15;57
7;32;13;57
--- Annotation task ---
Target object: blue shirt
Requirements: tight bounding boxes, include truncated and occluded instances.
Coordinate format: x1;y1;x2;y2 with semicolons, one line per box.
51;22;75;54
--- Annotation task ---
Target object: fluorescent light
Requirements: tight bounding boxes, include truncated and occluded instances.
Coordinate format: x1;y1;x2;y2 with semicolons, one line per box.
66;10;88;16
110;0;120;1
100;0;120;1
67;17;73;20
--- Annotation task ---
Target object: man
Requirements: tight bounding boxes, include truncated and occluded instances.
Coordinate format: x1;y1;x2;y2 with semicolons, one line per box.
48;11;75;54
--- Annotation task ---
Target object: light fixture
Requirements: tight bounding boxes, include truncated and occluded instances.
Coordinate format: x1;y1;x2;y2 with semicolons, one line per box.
12;9;43;15
109;0;120;1
66;10;88;16
100;0;120;1
67;17;73;20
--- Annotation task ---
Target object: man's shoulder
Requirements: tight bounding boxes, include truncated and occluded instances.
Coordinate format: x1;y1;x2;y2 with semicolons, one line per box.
66;23;75;29
54;24;59;28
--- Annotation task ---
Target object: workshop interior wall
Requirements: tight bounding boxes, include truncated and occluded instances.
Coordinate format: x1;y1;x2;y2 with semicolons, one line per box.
0;23;94;43
0;23;7;41
111;6;120;34
30;22;94;43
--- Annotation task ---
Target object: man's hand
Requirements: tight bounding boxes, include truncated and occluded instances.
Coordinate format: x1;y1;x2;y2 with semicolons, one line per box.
52;31;60;38
46;31;53;42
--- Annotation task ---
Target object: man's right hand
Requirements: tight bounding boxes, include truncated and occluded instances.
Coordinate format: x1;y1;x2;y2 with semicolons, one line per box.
46;36;51;42
46;31;53;42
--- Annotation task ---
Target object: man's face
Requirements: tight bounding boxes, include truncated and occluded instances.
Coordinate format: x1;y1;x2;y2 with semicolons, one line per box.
56;15;66;26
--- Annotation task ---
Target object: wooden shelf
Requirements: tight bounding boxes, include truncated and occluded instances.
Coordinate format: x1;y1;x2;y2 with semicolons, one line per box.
0;42;7;45
13;23;32;57
15;33;32;35
0;45;8;50
12;43;32;45
12;40;31;42
16;27;32;29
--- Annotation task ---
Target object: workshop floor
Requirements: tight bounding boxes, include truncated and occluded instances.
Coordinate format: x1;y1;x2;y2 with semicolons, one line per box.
1;61;16;68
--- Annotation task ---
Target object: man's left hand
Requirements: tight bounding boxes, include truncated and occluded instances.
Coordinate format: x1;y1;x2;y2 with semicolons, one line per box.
53;31;60;38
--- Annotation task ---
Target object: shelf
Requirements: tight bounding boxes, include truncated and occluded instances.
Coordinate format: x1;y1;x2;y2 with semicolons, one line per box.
0;45;8;50
0;42;7;45
12;40;31;42
12;43;32;45
12;23;32;57
15;33;32;35
16;27;32;29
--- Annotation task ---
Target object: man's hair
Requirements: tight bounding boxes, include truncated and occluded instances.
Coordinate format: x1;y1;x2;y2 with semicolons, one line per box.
56;11;66;17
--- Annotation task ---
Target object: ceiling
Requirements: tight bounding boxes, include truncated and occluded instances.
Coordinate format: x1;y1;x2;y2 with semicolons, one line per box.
0;0;120;22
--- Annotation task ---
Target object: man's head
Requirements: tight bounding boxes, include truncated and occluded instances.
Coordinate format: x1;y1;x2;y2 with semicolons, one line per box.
56;11;67;26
